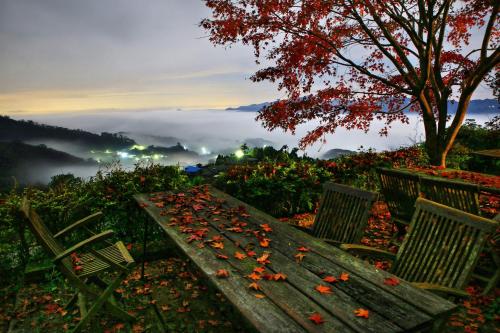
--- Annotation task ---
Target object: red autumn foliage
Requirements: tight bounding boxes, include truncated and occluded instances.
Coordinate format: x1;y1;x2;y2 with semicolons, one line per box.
202;0;499;166
309;312;325;325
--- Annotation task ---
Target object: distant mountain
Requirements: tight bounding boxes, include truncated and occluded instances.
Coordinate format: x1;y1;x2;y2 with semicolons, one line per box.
321;148;356;160
0;141;96;189
449;99;499;114
226;102;271;112
227;99;499;114
0;116;135;150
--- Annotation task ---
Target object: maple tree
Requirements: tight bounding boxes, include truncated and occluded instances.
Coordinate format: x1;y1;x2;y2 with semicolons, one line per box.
202;0;499;166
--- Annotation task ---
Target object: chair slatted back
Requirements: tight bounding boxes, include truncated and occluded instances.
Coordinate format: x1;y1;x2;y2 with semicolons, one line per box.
420;177;480;215
392;198;497;290
312;182;378;244
377;168;420;224
20;198;74;274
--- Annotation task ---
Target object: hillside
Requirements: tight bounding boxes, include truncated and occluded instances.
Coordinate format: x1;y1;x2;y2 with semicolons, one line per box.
0;116;135;150
0;141;97;189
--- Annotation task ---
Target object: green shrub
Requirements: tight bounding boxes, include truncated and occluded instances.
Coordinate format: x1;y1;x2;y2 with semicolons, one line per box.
0;163;189;284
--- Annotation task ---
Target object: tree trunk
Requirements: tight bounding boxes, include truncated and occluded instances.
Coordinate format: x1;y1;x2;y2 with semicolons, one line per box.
422;95;472;168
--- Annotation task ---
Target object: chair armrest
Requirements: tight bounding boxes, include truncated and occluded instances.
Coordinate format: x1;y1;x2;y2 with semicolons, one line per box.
53;230;114;263
340;244;397;261
292;224;313;235
411;283;470;298
54;212;103;239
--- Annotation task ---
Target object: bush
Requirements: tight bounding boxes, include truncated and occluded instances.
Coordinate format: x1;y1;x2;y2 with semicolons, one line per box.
0;163;189;283
214;145;428;217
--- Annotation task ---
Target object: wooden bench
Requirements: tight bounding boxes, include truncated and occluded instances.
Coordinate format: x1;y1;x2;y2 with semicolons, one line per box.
135;186;456;332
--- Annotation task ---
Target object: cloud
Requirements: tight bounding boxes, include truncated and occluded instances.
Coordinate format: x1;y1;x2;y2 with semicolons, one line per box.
0;0;494;115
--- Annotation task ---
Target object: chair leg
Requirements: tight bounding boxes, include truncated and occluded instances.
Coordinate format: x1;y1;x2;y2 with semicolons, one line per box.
71;274;125;333
104;299;136;322
482;251;500;295
65;292;79;310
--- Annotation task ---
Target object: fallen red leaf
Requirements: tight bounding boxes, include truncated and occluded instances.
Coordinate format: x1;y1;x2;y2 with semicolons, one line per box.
383;277;400;286
339;272;349;281
249;282;261;290
253;266;266;273
216;269;229;278
297;246;310;252
256;253;271;264
309;312;325;324
216;253;228;260
260;224;273;232
354;308;369;318
323;276;337;283
212;242;224;249
247;272;262;281
273;273;287;281
260;238;271;248
234;251;247;260
315;285;332;294
295;252;306;263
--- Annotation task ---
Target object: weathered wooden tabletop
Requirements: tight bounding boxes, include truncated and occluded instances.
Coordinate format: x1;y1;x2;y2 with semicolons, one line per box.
134;185;456;333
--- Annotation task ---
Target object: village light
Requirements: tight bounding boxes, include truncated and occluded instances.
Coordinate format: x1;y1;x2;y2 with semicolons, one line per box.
131;144;146;151
117;152;129;159
235;149;244;158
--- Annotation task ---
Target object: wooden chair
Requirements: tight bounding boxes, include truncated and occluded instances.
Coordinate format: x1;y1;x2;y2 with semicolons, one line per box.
296;182;378;245
475;213;500;294
341;198;498;297
420;176;480;215
377;168;421;229
20;198;135;333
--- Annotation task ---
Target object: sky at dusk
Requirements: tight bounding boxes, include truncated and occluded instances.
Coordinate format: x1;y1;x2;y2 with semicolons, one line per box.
0;0;495;115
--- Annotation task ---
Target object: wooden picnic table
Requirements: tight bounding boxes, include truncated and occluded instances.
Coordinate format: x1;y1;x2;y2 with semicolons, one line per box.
134;185;456;333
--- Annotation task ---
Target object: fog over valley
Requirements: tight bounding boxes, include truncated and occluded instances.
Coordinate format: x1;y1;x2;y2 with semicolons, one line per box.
1;107;494;187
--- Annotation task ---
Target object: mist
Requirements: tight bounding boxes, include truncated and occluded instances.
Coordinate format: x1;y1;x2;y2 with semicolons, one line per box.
15;109;497;158
5;109;495;187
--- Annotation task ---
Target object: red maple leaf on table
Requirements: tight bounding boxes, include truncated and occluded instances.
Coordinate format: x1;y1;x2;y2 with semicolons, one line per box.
256;253;271;265
216;269;229;278
354;308;369;318
211;242;224;249
249;282;261;291
259;238;271;248
234;251;247;260
273;273;287;281
339;272;349;281
384;277;400;286
295;252;306;263
260;224;273;232
315;285;333;294
309;312;325;325
323;276;337;283
247;272;262;281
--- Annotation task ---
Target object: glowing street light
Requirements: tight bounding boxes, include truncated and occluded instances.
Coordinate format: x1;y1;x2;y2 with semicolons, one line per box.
201;146;210;155
131;144;146;151
235;149;244;158
117;152;129;158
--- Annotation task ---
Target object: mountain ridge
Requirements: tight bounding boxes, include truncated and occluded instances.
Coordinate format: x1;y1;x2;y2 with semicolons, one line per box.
226;99;499;114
